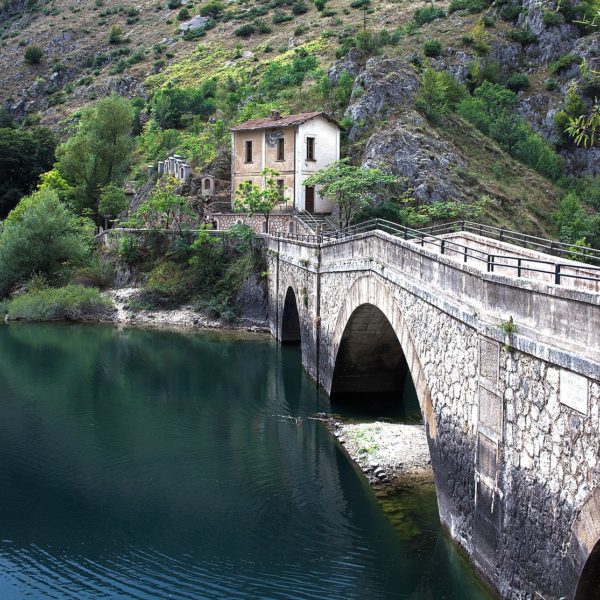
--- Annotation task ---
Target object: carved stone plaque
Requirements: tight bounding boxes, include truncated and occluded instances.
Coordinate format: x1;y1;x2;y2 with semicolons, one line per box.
477;432;497;479
560;369;589;415
480;337;500;384
479;386;503;440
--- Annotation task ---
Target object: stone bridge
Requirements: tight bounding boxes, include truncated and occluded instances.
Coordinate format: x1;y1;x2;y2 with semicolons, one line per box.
265;223;600;600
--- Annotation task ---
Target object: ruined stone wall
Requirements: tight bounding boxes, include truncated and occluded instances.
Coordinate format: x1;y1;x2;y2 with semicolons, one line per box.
267;230;600;600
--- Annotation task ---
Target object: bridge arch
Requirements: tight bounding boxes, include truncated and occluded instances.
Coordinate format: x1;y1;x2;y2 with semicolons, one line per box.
281;286;301;345
569;487;600;599
326;276;437;438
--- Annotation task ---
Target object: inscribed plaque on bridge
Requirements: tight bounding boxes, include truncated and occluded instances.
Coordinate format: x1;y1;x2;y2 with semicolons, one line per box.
479;337;500;385
478;386;503;441
560;369;589;415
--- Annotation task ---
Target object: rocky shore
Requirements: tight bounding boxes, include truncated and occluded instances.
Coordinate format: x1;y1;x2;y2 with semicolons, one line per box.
325;417;433;488
106;287;269;333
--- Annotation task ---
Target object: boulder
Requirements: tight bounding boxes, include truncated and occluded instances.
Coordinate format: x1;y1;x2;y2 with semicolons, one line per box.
327;48;364;84
179;15;210;31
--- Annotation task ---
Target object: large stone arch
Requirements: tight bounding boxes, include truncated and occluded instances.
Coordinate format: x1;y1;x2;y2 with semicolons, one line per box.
325;275;437;439
566;486;600;599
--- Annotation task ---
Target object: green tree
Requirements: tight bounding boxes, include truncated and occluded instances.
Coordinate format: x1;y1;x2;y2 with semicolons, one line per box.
99;183;128;228
200;0;224;17
109;25;124;44
234;168;282;233
303;159;400;228
0;189;93;295
56;95;134;220
554;191;592;244
128;176;192;233
0;126;57;218
24;45;43;65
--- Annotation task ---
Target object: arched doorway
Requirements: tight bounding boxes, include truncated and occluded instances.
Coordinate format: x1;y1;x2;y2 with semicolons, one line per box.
330;303;420;419
576;541;600;599
281;287;301;345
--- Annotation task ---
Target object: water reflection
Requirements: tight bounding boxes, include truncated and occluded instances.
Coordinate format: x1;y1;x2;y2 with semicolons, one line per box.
0;324;492;599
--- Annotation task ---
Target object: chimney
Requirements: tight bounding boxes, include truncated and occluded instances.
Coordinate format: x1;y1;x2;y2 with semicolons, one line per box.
271;109;281;120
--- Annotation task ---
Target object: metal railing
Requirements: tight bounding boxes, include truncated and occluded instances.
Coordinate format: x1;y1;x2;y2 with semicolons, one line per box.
271;219;600;287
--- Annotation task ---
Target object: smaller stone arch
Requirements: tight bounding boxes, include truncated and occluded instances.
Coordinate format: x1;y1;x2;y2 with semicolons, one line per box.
288;220;295;234
281;287;301;344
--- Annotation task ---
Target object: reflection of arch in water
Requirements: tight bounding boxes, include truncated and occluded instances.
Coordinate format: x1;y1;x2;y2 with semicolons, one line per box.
281;287;301;345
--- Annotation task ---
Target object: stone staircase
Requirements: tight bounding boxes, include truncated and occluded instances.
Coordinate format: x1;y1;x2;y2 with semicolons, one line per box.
294;211;338;235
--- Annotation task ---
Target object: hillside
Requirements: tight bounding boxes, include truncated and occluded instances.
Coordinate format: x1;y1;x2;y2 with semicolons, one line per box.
1;0;599;236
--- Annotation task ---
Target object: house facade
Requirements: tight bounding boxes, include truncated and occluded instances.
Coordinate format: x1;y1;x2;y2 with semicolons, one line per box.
230;111;340;214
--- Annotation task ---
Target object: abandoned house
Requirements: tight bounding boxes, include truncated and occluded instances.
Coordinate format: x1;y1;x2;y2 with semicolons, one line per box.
230;111;340;214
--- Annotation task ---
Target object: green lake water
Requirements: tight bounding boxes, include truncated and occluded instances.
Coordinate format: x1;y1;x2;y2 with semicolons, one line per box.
0;323;493;599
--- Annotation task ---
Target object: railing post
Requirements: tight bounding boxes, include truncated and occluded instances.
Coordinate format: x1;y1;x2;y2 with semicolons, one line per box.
479;224;483;237
487;254;494;273
420;233;424;246
517;258;522;278
500;228;504;242
550;241;556;256
463;246;468;263
440;239;445;254
555;263;561;285
460;219;465;231
404;226;408;240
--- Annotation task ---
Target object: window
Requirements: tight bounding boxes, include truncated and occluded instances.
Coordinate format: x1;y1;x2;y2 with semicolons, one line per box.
277;137;285;161
306;137;315;161
244;140;253;163
277;179;285;200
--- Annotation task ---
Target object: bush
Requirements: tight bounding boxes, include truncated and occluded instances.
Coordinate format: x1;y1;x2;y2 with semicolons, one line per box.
498;2;521;21
167;0;181;7
177;7;189;19
272;9;293;22
507;27;537;44
291;0;308;13
448;0;486;14
423;38;442;57
71;258;115;289
544;78;558;91
505;72;529;92
5;285;111;321
549;53;582;75
108;24;124;44
542;10;564;26
315;0;326;10
200;0;225;17
24;45;43;64
118;234;144;264
254;18;272;33
482;14;495;27
413;5;445;25
234;23;256;37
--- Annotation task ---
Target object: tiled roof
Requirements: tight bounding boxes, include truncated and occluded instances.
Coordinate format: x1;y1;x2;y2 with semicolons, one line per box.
230;111;337;131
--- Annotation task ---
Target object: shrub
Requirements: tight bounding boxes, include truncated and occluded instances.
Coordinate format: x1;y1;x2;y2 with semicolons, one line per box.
413;5;445;26
118;234;144;264
505;72;529;92
448;0;486;14
549;53;582;75
272;9;293;22
71;258;115;289
5;285;111;321
200;0;225;18
423;38;442;57
315;0;326;10
292;0;308;13
167;0;181;7
542;10;564;26
254;18;272;33
294;24;308;35
544;78;558;91
108;24;124;44
507;27;537;44
177;7;189;19
482;14;495;27
234;23;256;37
498;2;521;21
24;44;43;64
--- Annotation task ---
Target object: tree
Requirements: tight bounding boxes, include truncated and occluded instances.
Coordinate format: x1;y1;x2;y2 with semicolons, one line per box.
566;103;600;148
56;95;134;220
554;191;592;245
99;183;128;228
128;176;192;233
0;189;93;295
108;25;124;44
0;126;57;218
234;168;282;233
304;159;400;228
24;45;43;65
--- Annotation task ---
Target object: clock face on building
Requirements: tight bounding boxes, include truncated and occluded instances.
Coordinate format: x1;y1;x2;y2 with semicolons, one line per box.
265;129;284;147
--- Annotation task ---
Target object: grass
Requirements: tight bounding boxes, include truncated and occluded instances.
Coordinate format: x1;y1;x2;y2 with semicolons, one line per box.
3;285;112;322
